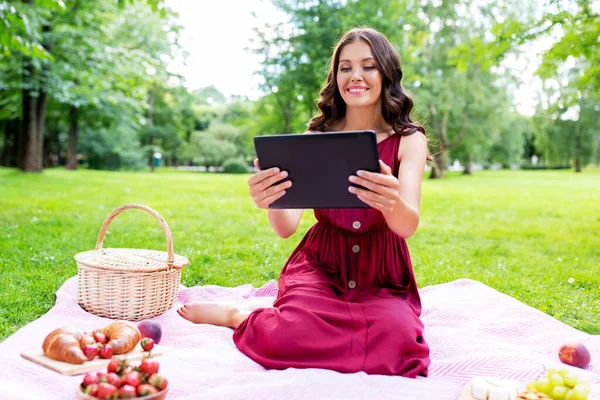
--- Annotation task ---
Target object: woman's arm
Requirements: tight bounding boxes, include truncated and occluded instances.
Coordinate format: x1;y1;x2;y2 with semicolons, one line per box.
348;133;428;238
268;209;304;239
383;133;428;237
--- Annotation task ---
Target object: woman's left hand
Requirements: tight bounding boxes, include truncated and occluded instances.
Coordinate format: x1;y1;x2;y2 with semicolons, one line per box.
348;160;401;215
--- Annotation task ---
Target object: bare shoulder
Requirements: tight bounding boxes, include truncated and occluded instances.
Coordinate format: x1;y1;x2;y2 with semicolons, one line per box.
399;131;428;158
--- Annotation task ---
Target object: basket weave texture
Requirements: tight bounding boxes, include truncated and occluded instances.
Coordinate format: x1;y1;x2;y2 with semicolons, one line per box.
75;204;189;321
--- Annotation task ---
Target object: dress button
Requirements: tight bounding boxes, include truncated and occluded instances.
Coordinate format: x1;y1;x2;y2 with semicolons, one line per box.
352;221;361;229
348;280;356;289
352;245;360;253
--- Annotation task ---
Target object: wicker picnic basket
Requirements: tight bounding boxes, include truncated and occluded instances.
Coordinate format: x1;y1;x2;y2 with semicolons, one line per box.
74;204;190;321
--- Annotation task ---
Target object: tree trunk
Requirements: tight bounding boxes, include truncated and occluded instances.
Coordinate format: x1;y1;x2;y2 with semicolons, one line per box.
463;159;472;175
21;25;51;172
574;130;582;173
43;123;55;168
21;60;41;172
1;119;20;167
429;152;446;179
428;107;448;179
66;105;79;170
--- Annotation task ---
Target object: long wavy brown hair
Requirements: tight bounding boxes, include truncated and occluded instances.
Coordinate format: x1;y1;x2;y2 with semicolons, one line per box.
308;27;424;138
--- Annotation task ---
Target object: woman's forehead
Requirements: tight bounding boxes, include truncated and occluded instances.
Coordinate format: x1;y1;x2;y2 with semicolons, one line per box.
339;41;374;62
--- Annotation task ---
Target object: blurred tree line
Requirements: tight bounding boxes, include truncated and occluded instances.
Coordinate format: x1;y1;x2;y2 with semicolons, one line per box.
0;0;598;176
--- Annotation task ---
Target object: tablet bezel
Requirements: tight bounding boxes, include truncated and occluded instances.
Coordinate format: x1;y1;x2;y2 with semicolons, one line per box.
253;130;381;209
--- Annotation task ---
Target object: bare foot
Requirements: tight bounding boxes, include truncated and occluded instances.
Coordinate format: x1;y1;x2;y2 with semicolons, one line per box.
177;302;249;329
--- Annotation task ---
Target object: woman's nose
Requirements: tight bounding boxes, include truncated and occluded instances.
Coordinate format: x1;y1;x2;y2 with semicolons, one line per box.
350;71;363;82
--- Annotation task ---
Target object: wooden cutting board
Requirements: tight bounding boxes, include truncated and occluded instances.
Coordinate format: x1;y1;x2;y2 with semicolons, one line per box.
20;346;163;376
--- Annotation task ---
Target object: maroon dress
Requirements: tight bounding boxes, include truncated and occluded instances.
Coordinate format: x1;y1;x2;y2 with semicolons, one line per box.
233;132;430;377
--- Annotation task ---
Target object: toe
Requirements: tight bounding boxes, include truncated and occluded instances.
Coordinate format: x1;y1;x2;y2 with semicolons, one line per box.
177;308;188;320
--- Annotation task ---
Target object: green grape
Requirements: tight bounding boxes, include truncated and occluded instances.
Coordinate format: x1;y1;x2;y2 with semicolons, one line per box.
564;372;579;388
571;385;589;400
559;368;569;377
552;385;568;399
565;388;575;400
546;368;557;377
550;373;565;387
574;381;591;395
537;377;551;394
526;381;538;390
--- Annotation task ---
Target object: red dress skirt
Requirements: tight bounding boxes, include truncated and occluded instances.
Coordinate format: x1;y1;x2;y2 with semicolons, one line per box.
233;133;430;377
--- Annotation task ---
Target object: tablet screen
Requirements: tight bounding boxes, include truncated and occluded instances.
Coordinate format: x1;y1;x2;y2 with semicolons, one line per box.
253;130;380;209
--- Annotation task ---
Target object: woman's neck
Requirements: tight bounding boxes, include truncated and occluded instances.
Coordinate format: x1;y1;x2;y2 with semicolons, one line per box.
340;103;390;134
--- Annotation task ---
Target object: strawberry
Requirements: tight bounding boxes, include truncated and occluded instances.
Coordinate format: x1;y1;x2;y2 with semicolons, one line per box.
82;373;98;387
117;384;137;398
99;344;113;359
137;384;158;396
83;383;98;396
104;372;122;388
96;382;117;399
93;331;107;344
80;334;96;347
122;371;142;387
81;344;99;361
140;337;154;351
148;373;168;390
139;358;159;375
107;358;120;374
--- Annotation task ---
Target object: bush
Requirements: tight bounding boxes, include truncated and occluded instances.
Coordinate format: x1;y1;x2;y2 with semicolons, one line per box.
222;157;248;174
520;164;571;170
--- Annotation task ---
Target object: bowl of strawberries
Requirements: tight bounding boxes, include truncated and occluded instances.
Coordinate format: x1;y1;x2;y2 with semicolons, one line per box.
77;356;168;399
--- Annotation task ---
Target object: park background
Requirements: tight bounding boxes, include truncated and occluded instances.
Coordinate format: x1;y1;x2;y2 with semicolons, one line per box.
0;0;598;343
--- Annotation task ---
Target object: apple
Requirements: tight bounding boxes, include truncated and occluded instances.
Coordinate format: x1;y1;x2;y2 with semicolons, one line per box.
558;342;591;369
138;320;162;344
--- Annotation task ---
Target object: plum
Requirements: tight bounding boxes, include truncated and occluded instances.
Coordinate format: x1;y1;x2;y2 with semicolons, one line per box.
138;320;162;344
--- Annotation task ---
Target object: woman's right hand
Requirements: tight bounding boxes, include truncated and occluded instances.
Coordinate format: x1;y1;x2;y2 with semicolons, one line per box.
247;159;292;209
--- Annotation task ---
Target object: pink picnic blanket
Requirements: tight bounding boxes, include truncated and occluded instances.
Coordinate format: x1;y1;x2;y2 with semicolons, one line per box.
1;277;598;400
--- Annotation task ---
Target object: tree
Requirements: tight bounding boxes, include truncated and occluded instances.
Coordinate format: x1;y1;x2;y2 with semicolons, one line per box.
252;0;528;178
0;0;175;172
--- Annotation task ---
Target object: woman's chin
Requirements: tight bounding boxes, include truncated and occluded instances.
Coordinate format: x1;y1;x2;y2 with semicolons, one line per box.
344;97;377;108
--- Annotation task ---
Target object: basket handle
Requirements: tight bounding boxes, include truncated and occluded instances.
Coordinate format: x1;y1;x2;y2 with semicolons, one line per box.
95;204;177;268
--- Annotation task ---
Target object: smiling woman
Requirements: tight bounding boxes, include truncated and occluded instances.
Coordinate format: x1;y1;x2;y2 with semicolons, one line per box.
178;27;433;378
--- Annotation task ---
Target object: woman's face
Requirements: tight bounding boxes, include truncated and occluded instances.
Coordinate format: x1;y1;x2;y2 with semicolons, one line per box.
336;40;383;109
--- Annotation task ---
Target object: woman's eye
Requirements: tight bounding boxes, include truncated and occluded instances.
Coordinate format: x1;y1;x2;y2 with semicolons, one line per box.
340;67;351;72
364;66;375;70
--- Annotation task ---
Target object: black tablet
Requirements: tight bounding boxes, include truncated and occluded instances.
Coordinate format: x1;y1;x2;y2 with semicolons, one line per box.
253;130;380;209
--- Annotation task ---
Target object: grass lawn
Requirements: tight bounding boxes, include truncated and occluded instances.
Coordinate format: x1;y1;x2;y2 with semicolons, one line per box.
0;167;598;341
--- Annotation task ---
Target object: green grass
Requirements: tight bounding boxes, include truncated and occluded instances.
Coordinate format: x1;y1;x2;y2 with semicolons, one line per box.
0;167;599;341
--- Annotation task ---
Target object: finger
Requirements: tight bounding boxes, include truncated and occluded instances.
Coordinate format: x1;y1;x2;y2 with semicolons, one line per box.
254;159;260;170
354;169;396;186
251;173;291;198
257;189;287;208
248;168;286;191
379;159;392;175
349;173;397;192
255;180;292;204
348;186;393;208
357;194;389;212
349;174;386;194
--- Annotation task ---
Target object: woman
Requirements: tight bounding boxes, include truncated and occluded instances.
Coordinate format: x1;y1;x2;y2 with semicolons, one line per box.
178;27;430;378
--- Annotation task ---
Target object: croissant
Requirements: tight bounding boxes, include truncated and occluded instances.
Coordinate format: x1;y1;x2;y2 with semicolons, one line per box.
98;320;141;355
42;327;88;364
